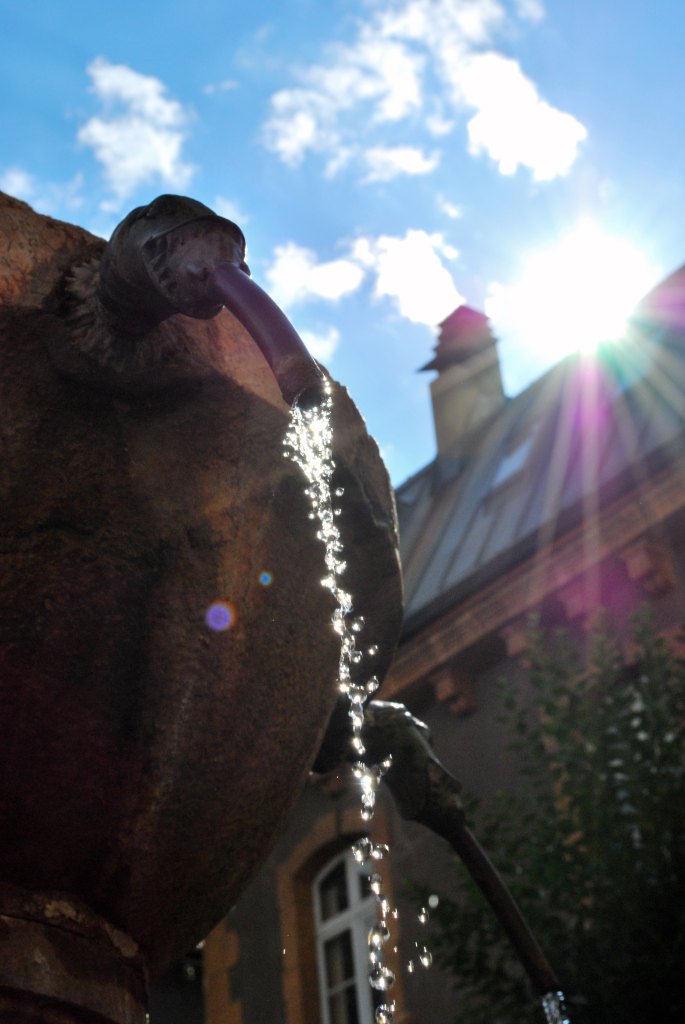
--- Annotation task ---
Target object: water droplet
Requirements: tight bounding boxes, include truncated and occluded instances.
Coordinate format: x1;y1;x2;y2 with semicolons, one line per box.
352;734;366;756
418;907;429;924
406;960;415;974
349;707;365;731
368;873;383;895
335;487;345;497
375;1003;395;1024
368;923;390;948
351;616;365;633
419;947;432;968
365;676;380;695
427;893;439;909
378;896;391;918
369;966;395;991
367;645;379;657
352;837;373;863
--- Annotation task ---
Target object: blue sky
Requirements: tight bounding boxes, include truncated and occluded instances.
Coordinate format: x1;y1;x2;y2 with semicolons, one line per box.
2;0;684;483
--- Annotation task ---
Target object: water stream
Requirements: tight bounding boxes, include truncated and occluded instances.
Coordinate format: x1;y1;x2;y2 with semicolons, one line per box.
284;388;400;1023
284;390;570;1024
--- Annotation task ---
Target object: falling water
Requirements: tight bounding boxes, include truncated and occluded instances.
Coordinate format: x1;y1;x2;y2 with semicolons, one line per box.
285;390;561;1024
284;388;402;1023
541;991;571;1024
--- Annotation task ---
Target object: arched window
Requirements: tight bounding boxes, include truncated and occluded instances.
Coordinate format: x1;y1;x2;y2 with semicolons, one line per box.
313;849;377;1024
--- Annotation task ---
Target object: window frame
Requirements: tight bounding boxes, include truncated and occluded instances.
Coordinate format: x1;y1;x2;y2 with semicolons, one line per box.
313;849;377;1024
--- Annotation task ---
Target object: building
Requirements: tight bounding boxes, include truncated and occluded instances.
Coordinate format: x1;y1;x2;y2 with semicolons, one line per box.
190;265;685;1024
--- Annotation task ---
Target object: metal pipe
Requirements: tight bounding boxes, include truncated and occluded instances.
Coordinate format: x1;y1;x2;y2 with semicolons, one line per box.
208;262;325;408
361;701;562;999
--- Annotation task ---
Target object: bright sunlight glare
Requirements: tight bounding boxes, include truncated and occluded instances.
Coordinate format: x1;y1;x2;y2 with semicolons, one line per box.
486;221;661;384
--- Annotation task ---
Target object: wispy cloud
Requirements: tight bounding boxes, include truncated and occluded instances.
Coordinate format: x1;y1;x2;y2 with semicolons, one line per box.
213;195;250;226
438;195;462;219
300;325;341;363
0;166;85;216
262;20;424;171
203;79;239;96
78;57;195;210
262;0;585;183
363;145;439;182
515;0;545;22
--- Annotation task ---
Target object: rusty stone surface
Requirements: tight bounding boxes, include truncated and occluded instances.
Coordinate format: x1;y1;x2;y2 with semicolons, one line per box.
0;886;146;1024
0;192;403;993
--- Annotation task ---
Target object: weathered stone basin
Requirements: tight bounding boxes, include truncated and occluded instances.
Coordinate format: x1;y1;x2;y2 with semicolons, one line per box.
0;193;402;1020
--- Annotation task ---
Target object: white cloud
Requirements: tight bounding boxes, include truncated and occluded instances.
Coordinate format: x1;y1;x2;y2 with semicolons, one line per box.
0;167;35;200
264;241;365;308
264;227;463;329
363;145;439;182
300;326;341;363
438;240;460;260
426;110;455;137
213;195;250;226
0;166;85;216
261;0;585;183
262;20;424;171
461;52;587;179
78;57;195;209
351;229;464;325
203;79;239;95
438;195;462;219
379;0;506;48
516;0;545;22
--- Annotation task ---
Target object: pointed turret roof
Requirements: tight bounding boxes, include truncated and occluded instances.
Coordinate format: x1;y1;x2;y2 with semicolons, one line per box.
420;306;495;372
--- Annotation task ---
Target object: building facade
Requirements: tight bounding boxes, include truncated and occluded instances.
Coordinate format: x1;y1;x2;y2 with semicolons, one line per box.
179;266;685;1023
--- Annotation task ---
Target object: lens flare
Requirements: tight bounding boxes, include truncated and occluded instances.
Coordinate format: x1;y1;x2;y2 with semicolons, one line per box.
258;570;273;586
205;600;236;632
486;220;661;385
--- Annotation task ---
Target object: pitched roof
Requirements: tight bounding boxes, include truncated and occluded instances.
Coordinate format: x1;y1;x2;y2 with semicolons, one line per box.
396;268;685;635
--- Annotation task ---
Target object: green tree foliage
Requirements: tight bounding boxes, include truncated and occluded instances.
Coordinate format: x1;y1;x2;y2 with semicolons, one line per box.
414;612;685;1023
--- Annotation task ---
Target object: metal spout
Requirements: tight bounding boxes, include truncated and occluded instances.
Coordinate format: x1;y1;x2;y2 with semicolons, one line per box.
98;194;324;407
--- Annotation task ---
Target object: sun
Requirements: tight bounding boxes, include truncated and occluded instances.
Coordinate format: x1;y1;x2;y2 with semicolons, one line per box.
486;221;661;375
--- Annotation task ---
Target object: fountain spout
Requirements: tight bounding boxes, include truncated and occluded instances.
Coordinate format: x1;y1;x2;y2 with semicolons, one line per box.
97;194;325;406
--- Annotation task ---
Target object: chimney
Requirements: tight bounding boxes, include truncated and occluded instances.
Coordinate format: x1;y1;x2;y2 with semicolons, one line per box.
421;306;505;456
